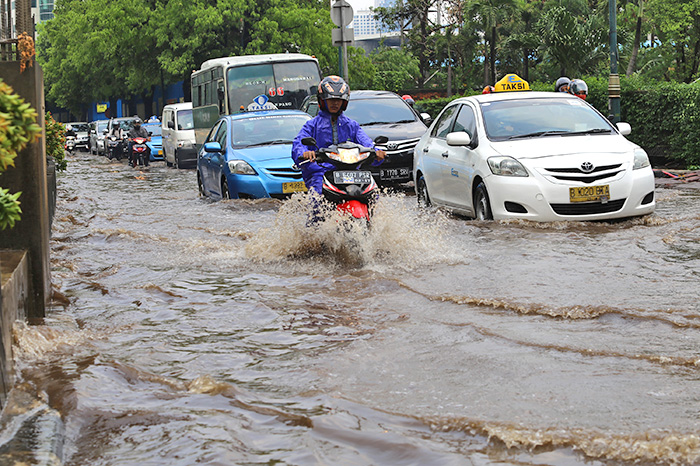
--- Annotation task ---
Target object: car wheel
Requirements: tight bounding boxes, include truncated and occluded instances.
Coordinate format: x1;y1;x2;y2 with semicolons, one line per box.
417;174;431;207
221;178;230;200
474;182;493;220
197;171;205;197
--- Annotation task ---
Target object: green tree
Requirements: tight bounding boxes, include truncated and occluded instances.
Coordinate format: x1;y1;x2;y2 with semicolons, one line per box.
646;0;700;82
536;3;607;78
462;0;518;85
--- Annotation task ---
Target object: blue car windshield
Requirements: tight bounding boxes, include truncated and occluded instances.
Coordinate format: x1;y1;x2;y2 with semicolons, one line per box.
231;114;310;147
144;124;162;136
481;98;615;141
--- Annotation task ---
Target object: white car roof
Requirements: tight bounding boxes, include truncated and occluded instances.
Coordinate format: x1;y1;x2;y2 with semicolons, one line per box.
453;91;579;105
163;102;192;110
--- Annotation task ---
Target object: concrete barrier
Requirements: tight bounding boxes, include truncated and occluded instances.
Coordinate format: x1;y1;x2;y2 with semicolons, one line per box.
0;250;28;408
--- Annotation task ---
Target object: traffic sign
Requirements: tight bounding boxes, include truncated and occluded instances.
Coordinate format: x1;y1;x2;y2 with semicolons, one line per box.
330;0;353;27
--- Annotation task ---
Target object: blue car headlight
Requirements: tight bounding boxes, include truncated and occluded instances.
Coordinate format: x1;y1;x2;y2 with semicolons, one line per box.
633;148;650;170
487;156;529;177
228;160;257;175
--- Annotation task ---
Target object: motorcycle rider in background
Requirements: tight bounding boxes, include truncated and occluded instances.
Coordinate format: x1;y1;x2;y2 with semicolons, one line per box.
108;122;126;159
292;76;386;194
127;118;151;167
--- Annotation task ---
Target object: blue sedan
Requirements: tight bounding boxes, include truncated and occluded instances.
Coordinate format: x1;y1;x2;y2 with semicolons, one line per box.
196;110;311;200
143;122;164;161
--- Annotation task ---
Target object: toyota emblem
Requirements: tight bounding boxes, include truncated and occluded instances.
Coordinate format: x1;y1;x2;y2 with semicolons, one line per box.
386;143;398;151
580;161;594;173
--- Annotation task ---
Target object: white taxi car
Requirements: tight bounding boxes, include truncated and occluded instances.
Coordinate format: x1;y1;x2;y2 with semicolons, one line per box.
413;75;655;222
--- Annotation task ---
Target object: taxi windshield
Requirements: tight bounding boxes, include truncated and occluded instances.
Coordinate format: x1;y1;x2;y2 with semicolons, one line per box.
232;114;310;147
481;98;614;141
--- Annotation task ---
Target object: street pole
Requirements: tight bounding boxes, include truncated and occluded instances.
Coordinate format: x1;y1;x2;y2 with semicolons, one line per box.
608;0;621;123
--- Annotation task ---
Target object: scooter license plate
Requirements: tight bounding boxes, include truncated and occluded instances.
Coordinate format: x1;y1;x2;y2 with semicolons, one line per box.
333;171;373;184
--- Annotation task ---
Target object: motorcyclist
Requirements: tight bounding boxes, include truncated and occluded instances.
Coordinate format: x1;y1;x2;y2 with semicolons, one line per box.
402;94;415;107
568;79;588;100
292;76;386;194
108;122;126;159
127;118;151;167
555;77;571;93
482;85;495;94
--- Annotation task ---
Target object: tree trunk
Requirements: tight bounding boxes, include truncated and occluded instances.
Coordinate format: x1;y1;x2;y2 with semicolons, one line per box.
626;14;642;76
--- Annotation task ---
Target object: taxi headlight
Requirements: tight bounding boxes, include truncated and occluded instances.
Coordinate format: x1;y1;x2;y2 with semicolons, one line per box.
633;148;650;170
487;156;529;177
228;160;257;175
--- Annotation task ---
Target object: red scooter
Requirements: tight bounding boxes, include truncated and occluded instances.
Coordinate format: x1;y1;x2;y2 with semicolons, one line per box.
299;136;387;223
129;137;150;167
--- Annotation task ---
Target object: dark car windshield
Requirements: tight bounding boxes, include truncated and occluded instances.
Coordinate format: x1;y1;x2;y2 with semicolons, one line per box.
481;98;615;141
231;114;310;147
68;123;90;133
344;97;418;126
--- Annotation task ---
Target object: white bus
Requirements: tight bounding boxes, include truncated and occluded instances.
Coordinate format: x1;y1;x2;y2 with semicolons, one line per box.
191;53;322;147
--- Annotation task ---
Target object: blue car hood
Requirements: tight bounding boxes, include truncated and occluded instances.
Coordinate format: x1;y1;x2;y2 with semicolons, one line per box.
230;144;295;166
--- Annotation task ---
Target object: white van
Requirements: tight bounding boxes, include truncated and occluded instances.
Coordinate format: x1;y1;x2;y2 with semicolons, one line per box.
162;102;196;169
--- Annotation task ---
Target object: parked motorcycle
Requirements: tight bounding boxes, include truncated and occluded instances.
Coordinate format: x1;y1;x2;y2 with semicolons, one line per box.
299;136;388;223
129;137;150;168
106;135;126;160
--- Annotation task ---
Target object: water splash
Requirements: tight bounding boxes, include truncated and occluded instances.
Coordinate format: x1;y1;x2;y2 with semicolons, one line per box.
245;190;453;270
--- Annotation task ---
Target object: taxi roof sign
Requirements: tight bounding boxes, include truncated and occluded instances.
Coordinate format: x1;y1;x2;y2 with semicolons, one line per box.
494;74;530;92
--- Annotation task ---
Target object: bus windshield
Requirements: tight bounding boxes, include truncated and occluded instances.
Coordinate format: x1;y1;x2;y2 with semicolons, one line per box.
227;60;320;112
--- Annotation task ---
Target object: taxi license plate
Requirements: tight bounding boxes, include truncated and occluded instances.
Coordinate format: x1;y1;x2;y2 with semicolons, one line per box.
380;167;410;180
282;181;307;194
569;185;610;202
333;171;373;184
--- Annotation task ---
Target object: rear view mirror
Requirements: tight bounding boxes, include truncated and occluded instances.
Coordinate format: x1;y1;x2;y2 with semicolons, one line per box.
374;135;389;145
421;113;432;125
446;131;472;147
168;121;175;129
203;141;222;152
301;137;317;146
616;122;631;136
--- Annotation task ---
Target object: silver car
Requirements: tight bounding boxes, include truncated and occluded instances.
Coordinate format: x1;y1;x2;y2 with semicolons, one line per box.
89;120;109;155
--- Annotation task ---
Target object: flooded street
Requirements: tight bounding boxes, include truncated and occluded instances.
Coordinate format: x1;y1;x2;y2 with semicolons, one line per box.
7;152;700;465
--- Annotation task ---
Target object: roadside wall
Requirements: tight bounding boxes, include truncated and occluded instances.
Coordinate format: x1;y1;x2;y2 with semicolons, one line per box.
0;250;28;408
0;62;50;319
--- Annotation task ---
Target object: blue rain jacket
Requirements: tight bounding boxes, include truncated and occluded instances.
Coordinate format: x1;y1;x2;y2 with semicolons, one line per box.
292;109;382;193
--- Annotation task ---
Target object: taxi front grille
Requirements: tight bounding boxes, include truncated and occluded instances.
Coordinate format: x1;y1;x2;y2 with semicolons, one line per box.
544;164;624;184
265;167;303;179
550;198;626;215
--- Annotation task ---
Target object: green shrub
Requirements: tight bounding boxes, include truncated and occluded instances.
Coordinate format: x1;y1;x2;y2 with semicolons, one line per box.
45;112;66;171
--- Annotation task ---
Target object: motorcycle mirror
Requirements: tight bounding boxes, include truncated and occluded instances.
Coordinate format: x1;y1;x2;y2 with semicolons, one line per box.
374;135;389;145
301;137;317;146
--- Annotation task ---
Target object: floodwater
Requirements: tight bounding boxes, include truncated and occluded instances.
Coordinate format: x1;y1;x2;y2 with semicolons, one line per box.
5;153;700;465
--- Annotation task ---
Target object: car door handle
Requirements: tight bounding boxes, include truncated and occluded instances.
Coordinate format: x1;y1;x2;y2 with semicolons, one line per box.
422;147;429;153
441;151;449;158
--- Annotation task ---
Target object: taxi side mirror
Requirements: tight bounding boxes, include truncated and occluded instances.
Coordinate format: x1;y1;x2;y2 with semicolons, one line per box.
616;122;631;136
421;113;432;125
446;131;472;147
